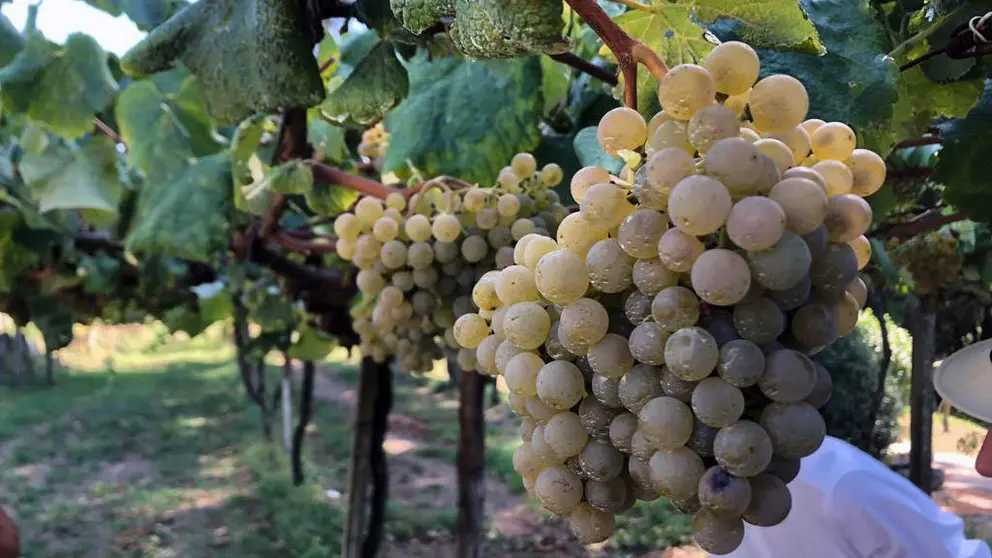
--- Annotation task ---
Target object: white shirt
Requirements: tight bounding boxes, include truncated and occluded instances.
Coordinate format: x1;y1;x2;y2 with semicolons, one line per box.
723;436;991;558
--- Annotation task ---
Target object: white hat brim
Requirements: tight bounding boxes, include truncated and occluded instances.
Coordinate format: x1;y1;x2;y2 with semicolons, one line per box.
934;338;992;423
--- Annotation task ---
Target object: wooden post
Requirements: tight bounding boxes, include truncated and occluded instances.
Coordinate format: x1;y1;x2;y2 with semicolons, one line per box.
909;297;936;493
292;361;316;486
456;357;486;558
281;356;294;453
343;357;392;558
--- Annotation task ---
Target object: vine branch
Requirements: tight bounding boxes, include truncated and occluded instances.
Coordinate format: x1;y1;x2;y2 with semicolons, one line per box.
550;53;618;86
877;210;967;239
895;136;942;148
564;0;668;108
93;117;122;144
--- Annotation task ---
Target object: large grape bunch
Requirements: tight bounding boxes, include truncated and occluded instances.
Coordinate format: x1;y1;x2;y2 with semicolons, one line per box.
453;41;884;553
334;152;569;373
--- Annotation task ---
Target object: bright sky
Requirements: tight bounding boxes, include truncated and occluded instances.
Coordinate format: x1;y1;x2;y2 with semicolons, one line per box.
1;0;145;55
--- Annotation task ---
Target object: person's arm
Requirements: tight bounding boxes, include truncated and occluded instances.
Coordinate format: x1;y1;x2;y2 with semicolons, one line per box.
829;471;991;558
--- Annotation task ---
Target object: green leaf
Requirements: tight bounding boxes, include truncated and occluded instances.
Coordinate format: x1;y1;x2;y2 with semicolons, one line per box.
19;121;49;155
160;303;206;336
244;285;298;333
0;34;119;140
0;13;24;67
0;211;37;293
120;0;324;124
308;111;349;163
305;182;360;216
356;0;420;42
390;0;455;34
384;55;543;184
126;152;233;262
231;116;271;215
749;0;899;153
27;294;74;351
116;80;197;184
20;136;122;215
82;0;187;31
477;0;568;55
191;280;234;323
449;0;529;59
540;55;570;114
289;326;336;360
890;68;984;147
573;127;623;175
321;41;409;127
267;160;313;195
338;31;382;79
932;81;992;222
616;0;822;115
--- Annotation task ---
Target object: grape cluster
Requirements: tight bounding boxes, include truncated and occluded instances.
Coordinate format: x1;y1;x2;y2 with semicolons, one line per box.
357;123;389;160
335;153;569;373
454;41;884;553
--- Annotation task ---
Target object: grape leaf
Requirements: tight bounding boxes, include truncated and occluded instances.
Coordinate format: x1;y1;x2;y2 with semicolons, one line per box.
932;80;992;222
120;0;324;124
541;55;570;114
308;111;349;163
384;54;543;184
573;127;623;175
0;34;119;139
289;325;336;360
615;0;822;115
19;136;122;215
449;0;530;59
27;294;74;351
748;0;899;153
116;80;197;184
0;13;24;67
78;251;121;294
356;0;420;42
321;41;409;127
478;0;568;56
191;280;234;323
81;0;188;31
306;182;361;216
267;160;314;195
160;303;206;336
126;152;233;262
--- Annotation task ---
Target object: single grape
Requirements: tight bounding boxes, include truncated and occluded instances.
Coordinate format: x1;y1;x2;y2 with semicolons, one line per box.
649;120;695;154
571;166;612;203
511;218;536;240
587;333;635;380
628;322;671;366
766;125;812;165
691;249;752;306
665;327;719;381
809;242;858;294
652;286;700;332
535;360;585;410
749;74;809;133
618;208;669;259
560;298;610;346
624;290;653;325
512;443;545;478
783;166;827;192
545;411;590;458
849;235;872;271
726;196;787;251
791;302;838;348
846;276;868;309
699;310;739;347
713;420;773;477
688;419;719;457
824;194;872;244
758;349;817;403
618;363;665;414
744;474;792;527
511;152;538;178
372;217;399;242
692;377;745;428
586;238;636;294
810;121;856;161
766;276;811;311
759;402;826;459
732;298;786;344
834;291;860;337
768;177;828;235
592;374;624;409
378;240;406;269
693;508;745;555
471;273;500;311
630;432;658;465
355;197;384;226
579;439;624;482
528;398;558;425
688;104;740;153
598;107;649;155
805;361;833;409
580;183;633;231
658;228;705;273
541;163;564;186
405;214;432;242
660;365;697;402
639;396;694;449
755;138;795;172
752;154;782;195
717;340;765;388
461;235;488;263
813;160;854;198
453;313;490;349
504;352;543;396
634;148;695;210
698;466;752;515
658;63;716;120
704;138;763;196
557;212;609;258
503;302;551;350
569;502;616;544
704;41;760;95
649;446;706;500
609;412;638;454
668;176;732;236
535;466;583;516
476;207;499;230
725;89;751;117
475;334;501;375
585;476;629;514
673;495;703;514
847;148;886;197
579;397;621;441
334;213;362;240
747;231;812;290
764;456;801;484
523;236;557;270
631;259;676;297
495;265;540;306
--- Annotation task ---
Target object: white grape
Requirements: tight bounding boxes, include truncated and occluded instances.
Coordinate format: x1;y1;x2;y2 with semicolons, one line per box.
598;107;649;155
658;64;717;120
704;41;760;95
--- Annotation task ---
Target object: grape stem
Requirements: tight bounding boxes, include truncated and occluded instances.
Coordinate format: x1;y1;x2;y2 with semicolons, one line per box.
564;0;668;108
93;117;123;145
550;53;619;86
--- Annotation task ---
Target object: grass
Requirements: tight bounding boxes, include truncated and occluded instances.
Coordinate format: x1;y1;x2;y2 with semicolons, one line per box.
897;409;988;455
1;325;697;557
